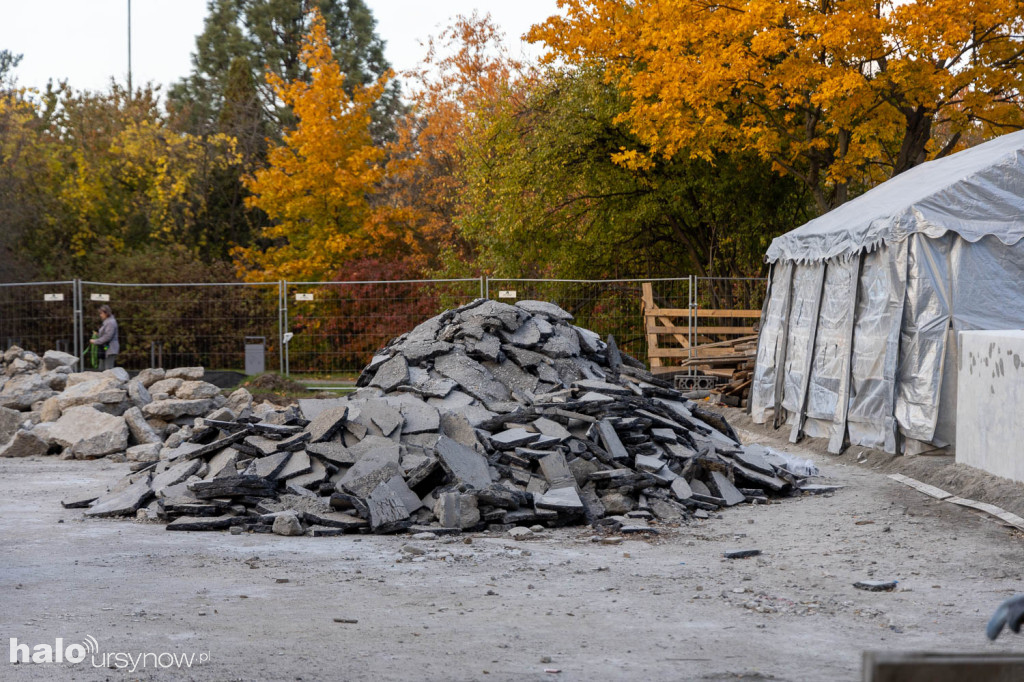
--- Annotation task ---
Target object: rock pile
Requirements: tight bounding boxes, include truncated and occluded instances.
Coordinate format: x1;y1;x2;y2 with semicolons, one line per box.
68;299;825;535
0;346;254;462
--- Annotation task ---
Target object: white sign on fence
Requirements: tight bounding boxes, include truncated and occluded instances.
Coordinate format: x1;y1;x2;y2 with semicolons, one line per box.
90;293;110;302
295;293;314;301
498;290;517;299
43;293;64;302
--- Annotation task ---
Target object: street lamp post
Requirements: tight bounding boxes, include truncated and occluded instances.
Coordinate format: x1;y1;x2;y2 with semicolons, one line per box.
127;0;132;96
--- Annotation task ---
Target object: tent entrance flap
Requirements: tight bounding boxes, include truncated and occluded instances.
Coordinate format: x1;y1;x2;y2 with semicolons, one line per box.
895;233;952;443
845;241;908;452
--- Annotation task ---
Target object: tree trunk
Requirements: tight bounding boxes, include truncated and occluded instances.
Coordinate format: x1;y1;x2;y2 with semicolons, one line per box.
894;106;933;176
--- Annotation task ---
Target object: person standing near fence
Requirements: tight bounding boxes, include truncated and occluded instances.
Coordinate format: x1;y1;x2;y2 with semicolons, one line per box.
91;305;119;370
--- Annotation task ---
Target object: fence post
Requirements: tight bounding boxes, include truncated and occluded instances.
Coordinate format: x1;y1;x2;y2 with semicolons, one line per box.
689;275;697;358
483;276;489;300
278;281;285;375
284;283;290;377
73;279;82;371
479;276;486;300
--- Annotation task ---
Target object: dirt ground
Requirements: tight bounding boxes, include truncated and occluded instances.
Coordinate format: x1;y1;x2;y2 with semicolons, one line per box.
4;408;1024;681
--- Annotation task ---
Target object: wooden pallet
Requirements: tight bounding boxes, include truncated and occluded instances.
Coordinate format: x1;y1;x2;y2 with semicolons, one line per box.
641;282;760;374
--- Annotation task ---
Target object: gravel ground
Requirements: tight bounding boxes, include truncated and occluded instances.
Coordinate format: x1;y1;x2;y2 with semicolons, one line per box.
3;416;1024;681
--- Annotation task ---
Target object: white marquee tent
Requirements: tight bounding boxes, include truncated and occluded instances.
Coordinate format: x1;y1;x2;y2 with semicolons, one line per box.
751;129;1024;454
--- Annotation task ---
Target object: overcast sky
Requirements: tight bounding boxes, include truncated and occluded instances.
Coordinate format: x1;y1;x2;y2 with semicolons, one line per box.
0;1;562;94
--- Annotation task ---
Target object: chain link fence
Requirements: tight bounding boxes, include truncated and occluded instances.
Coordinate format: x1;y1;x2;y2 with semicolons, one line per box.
79;282;281;372
0;277;765;375
0;281;78;358
284;279;484;376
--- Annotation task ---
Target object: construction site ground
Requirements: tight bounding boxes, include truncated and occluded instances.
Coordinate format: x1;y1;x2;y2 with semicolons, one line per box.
4;406;1024;681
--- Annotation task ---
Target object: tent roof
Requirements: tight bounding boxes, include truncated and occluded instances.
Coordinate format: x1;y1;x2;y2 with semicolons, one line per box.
766;129;1024;263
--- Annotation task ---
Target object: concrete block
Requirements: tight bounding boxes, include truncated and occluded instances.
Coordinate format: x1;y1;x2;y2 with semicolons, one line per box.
956;330;1024;482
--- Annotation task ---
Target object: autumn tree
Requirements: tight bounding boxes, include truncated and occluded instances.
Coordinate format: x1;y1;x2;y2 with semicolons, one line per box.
236;10;390;282
378;12;536;270
533;0;1024;213
453;65;807;281
0;58;66;281
17;84;241;274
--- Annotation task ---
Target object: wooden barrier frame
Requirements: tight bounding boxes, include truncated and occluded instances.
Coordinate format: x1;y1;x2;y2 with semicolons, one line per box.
641;282;761;374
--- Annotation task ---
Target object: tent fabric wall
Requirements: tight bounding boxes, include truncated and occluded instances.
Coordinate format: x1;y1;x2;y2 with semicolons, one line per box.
753;233;1024;454
781;264;825;416
806;257;860;453
755;132;1024;454
895;234;952;443
806;259;858;420
750;262;792;423
950;236;1024;332
845;242;908;452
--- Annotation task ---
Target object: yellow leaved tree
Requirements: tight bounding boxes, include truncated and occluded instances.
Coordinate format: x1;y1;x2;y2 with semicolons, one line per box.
533;0;1024;212
237;9;390;282
35;84;240;269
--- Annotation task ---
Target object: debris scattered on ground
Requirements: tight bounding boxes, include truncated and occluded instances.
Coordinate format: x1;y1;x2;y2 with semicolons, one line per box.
853;580;898;592
0;346;261;462
682;337;758;408
723;549;761;559
56;298;827;534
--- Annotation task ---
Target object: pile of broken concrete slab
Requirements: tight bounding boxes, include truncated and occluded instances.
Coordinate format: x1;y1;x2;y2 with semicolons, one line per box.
67;299;824;536
0;345;253;462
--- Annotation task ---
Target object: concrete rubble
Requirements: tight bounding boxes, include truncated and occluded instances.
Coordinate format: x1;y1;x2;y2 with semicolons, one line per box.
55;298;823;536
0;346;238;461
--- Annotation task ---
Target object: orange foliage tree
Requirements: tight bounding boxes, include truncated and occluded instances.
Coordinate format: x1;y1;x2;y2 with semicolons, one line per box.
378;12;537;270
236;10;393;282
533;0;1024;212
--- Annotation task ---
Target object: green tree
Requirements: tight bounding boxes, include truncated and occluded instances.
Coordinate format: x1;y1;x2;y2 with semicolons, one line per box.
201;56;272;258
0;49;21;86
169;0;401;142
0;59;67;281
452;67;809;280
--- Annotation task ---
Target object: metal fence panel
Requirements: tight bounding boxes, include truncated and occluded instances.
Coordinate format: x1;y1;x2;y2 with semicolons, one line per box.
284;279;484;375
694;276;768;311
0;281;76;359
0;276;765;375
79;281;281;372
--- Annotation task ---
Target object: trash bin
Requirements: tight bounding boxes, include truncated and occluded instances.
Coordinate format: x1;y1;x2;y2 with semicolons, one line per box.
244;336;266;375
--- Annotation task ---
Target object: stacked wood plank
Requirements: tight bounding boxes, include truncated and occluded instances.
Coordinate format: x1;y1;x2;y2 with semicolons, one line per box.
641;282;761;406
679;336;758;407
